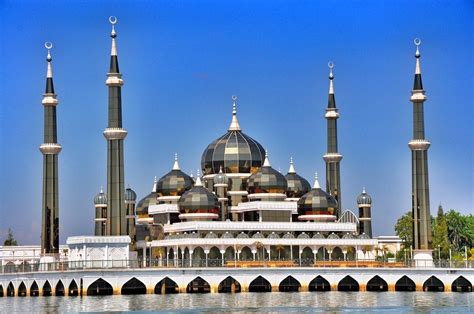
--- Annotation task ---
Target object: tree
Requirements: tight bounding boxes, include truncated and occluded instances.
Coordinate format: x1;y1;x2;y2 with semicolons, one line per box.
432;204;450;259
394;212;412;249
445;210;470;251
3;228;18;246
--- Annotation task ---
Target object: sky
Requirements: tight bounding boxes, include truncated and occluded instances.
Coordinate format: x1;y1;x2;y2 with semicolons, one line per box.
0;0;472;245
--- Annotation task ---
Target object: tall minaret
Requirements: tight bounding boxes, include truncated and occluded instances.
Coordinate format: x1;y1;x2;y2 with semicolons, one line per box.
39;42;62;254
408;39;432;251
322;62;343;218
103;16;128;235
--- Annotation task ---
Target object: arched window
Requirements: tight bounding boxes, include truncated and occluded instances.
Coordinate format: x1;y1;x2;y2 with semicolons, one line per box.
366;275;388;292
395;275;416;292
309;275;330;291
337;275;359;291
423;276;444;292
55;280;65;296
121;277;147;295
186;276;210;293
218;276;241;293
452;276;472;292
87;278;113;296
279;276;301;292
154;277;179;294
43;281;52;296
68;280;79;296
30;281;39;297
249;276;271;292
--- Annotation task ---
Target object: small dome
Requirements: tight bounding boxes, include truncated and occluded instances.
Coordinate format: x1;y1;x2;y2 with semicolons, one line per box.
312;232;325;239
136;177;158;216
214;166;231;186
285;158;311;198
297;174;337;221
222;232;234;239
237;232;249;239
267;232;279;239
327;232;340;239
282;232;295;239
201;97;266;175
178;175;219;220
247;152;287;194
357;187;372;206
156;154;194;197
94;187;107;206
297;232;310;239
124;186;137;203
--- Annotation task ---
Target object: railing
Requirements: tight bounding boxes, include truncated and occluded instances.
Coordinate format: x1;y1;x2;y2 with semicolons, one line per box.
0;258;472;274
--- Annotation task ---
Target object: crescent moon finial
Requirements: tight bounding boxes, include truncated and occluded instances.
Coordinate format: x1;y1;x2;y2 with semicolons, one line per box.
328;61;334;69
232;95;237;101
414;38;421;46
109;16;118;25
44;41;53;50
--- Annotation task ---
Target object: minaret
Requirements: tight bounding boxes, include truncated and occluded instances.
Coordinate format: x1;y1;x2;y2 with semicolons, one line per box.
94;187;107;236
408;39;432;252
39;42;62;254
357;187;373;238
322;62;343;218
103;16;128;235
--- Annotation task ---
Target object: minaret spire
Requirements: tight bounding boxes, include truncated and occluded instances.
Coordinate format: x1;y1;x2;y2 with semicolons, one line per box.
103;16;128;236
408;38;432;252
40;42;61;254
322;61;343;217
263;150;271;167
228;95;241;131
173;153;181;170
288;157;296;174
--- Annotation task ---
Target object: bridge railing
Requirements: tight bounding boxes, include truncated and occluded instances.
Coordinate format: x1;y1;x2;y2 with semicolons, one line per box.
0;258;472;274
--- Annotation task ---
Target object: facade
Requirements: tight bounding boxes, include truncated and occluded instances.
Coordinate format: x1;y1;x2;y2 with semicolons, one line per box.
408;39;432;252
66;236;130;268
40;42;62;254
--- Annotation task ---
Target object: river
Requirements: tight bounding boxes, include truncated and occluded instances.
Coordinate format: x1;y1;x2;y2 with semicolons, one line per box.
0;292;472;313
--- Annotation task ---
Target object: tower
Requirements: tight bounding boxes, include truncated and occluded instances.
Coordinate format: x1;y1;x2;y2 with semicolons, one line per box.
124;186;137;246
94;187;107;236
40;42;62;254
213;166;230;221
103;16;128;235
322;62;343;217
356;187;373;238
408;39;432;252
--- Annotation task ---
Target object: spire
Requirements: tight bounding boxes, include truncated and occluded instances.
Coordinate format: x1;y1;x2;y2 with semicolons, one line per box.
228;95;241;131
327;62;336;109
288;157;296;173
108;16;120;74
313;172;321;189
362;186;366;194
195;169;203;186
44;42;54;94
100;186;104;194
219;165;224;173
413;38;423;90
263;150;271;167
152;176;157;192
172;153;181;170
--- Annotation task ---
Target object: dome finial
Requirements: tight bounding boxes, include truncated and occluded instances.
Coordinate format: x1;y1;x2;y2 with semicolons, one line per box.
362;186;366;193
219;165;223;173
413;38;423;89
313;172;320;189
44;42;54;93
100;185;104;193
288;156;296;173
228;95;241;131
195;169;203;186
109;16;118;56
263;150;271;167
172;153;181;170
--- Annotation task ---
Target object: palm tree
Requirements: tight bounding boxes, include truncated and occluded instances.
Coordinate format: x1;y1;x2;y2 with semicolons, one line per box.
276;245;285;260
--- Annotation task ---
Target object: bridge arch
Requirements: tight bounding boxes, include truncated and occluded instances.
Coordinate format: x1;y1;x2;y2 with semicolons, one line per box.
30;281;39;296
87;278;113;296
249;276;271;292
338;275;359;291
309;275;331;291
186;276;211;293
7;282;15;297
121;277;146;295
366;275;388;292
395;275;416;291
452;276;472;292
218;276;241;293
68;280;79;296
55;280;65;296
43;281;52;296
155;277;179;294
423;276;444;292
279;276;301;292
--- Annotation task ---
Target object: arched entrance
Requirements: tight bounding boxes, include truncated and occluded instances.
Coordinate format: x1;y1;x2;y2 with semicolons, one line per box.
186;276;211;293
452;276;472;292
55;280;65;296
248;276;271;292
7;282;15;297
279;276;301;292
68;280;79;296
218;276;241;293
366;275;388;292
18;282;26;297
224;246;235;261
423;276;444;292
338;275;359;291
43;281;52;296
208;246;221;267
301;247;313;265
395;275;416;291
192;247;205;267
121;278;147;295
30;281;39;296
332;247;344;261
240;246;252;260
309;275;331;291
155;277;179;294
87;278;113;296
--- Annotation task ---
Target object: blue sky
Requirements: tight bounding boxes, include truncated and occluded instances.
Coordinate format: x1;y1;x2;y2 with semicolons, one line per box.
0;1;472;244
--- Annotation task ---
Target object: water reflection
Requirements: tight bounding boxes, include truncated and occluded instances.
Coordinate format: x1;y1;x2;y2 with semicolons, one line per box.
0;292;472;312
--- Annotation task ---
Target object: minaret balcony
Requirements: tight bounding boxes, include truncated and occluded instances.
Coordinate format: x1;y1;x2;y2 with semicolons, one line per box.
42;94;58;106
410;90;427;102
105;73;124;86
103;127;128;140
39;143;62;155
323;153;343;162
325;109;339;119
408;139;431;151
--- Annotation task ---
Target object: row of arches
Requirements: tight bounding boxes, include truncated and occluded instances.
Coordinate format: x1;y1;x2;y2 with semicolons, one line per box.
1;275;471;296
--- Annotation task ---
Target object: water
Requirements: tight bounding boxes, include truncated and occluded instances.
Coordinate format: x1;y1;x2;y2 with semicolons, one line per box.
0;292;472;313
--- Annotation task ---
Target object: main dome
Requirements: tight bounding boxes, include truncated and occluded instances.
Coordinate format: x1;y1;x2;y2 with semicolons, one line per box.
201;97;265;175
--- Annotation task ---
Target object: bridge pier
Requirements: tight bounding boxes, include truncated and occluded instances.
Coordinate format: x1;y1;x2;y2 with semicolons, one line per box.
388;284;395;291
359;284;366;292
300;284;309;292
